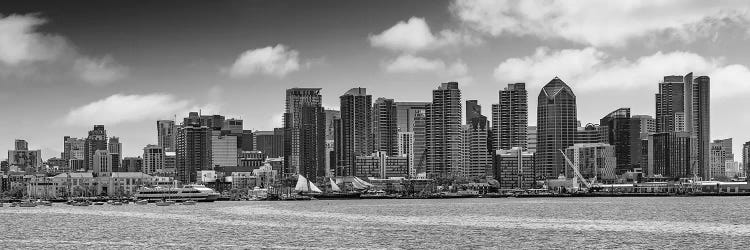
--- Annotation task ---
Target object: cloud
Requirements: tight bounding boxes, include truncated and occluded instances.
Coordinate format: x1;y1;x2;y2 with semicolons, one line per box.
226;44;302;78
493;47;750;98
63;94;191;126
369;17;479;53
383;54;472;84
451;0;750;47
74;56;128;85
0;13;128;85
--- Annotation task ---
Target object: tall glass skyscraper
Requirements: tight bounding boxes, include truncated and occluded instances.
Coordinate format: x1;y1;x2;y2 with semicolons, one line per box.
492;82;528;151
426;82;462;178
536;77;577;179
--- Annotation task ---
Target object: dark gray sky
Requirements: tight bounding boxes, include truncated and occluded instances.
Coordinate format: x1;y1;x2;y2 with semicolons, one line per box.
1;0;749;160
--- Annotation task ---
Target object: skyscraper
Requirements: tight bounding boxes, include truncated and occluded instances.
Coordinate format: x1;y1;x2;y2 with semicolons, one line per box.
494;147;535;189
709;138;733;179
655;73;710;178
373;98;398;156
493;83;528;151
84;125;107;172
254;129;284;158
157;120;177;152
284;88;326;181
647;132;695;178
7;139;42;172
462;115;492;177
143;144;164;175
465;100;481;125
211;130;238;168
564;143;617;181
600;108;633;174
63;136;85;170
176;124;211;183
425;82;462;178
396;102;429;175
743;141;750;178
108;137;122;155
337;88;373;177
630;115;655;169
537;77;577;179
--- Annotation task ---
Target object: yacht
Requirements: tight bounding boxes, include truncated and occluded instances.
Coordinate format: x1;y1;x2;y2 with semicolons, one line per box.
135;184;220;202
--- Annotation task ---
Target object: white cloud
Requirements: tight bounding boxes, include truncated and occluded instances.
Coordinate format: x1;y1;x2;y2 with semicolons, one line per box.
0;13;128;85
226;44;302;78
383;54;472;84
74;56;128;85
451;0;750;47
493;47;750;98
63;94;191;126
369;17;479;53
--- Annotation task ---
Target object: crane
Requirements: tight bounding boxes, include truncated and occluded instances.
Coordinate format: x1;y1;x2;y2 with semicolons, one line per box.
559;149;593;192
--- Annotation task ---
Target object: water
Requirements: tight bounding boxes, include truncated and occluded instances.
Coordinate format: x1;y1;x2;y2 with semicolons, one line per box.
2;197;750;249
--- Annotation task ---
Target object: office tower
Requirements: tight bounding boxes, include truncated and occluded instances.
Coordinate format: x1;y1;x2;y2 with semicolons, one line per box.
494;147;535;189
324;109;341;174
396;102;429;175
397;132;415;177
492;83;528;150
157;120;177;152
84;125;107;171
576;124;608;144
354;152;409;178
527;126;537;154
7;139;42;172
744;142;750;178
164;152;176;176
92;150;111;175
211;130;238;167
238;130;254;151
176;124;211;183
425;82;463;178
108;137;122;155
647;132;695;178
254;129;284;158
337;88;373;177
709;138;733;179
537;77;577;179
564;143;617;181
462;115;492;178
466;100;481;125
324;109;340;141
15;140;28;151
630;115;655;170
223;119;243;133
655;73;710;178
183;112;226;130
143;144;164;175
373;98;398;156
600;108;633;174
121;157;143;172
284;88;326;181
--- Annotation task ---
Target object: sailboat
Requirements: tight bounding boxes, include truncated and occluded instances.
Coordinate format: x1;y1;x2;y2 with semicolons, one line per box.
308;178;362;200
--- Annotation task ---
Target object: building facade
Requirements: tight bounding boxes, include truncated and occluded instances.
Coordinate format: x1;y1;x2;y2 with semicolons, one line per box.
494;147;535;190
337;88;373;177
373;98;398;156
425;82;463;178
564;143;617;181
176;124;212;184
284;88;326;181
537;77;577;179
493;83;528;151
84;125;107;172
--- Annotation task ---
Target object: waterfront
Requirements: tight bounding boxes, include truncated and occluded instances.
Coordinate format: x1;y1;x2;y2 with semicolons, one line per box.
1;197;749;249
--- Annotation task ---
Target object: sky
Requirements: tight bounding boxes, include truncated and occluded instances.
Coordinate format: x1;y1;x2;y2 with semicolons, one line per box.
1;0;750;161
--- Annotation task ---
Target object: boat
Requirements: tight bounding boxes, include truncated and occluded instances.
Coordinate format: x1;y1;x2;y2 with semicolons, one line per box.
134;184;220;202
310;178;361;200
294;175;323;199
361;190;390;199
19;201;37;207
182;200;197;205
135;200;148;205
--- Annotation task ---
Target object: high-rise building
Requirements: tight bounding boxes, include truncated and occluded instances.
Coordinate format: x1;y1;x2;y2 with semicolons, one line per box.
373;98;398;156
397;131;415;177
7;139;42;172
164;152;176;176
84;125;107;171
575;124;608;144
284;88;326;181
709;138;733;179
324;109;341;174
492;83;528;151
743;141;750;178
462;115;492;178
121;157;143;172
395;102;429;175
425;82;463;178
254;129;284;158
465;100;481;125
108;137;122;155
564;143;617;181
183;112;225;130
630;115;655;170
324;109;341;141
537;77;577;179
92;150;111;175
157;120;177;152
494;147;535;189
600;108;633;174
143;144;164;175
647;132;695;178
176;124;211;183
337;88;373;177
354;152;409;178
63;136;85;169
211;130;238;167
655;73;710;178
527;126;537;154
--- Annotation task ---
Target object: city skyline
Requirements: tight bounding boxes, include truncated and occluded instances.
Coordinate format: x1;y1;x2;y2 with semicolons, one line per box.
2;0;750;161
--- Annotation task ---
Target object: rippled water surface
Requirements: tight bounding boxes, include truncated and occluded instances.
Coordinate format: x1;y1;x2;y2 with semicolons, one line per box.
2;197;750;249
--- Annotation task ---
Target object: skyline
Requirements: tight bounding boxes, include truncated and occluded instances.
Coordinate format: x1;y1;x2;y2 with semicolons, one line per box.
2;0;750;160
